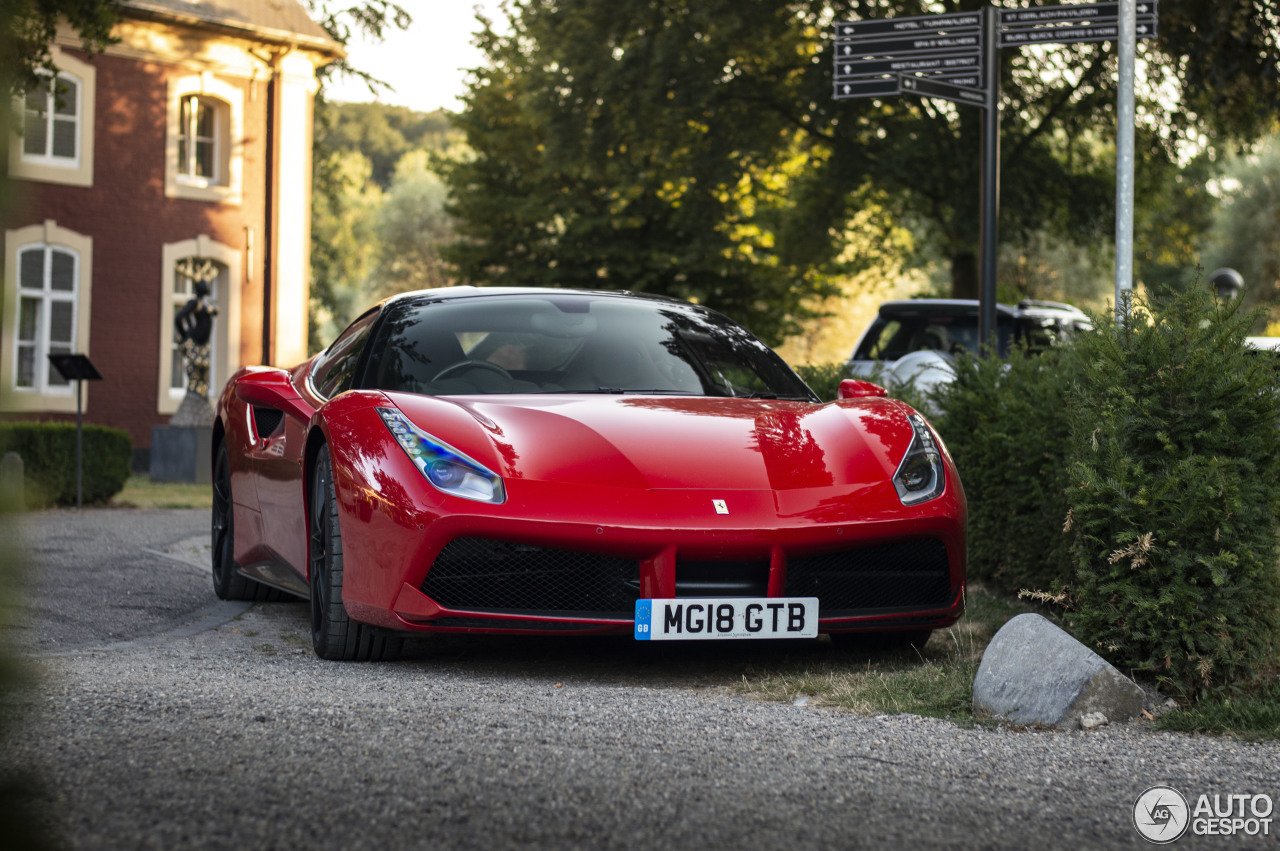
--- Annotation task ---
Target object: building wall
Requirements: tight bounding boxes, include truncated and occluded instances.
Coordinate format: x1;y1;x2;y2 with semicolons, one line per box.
2;18;329;461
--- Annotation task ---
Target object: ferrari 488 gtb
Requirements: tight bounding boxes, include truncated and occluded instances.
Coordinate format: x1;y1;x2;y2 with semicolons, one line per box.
213;288;966;660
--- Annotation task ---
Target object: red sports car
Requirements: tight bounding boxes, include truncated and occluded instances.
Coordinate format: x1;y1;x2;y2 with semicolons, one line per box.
213;287;966;660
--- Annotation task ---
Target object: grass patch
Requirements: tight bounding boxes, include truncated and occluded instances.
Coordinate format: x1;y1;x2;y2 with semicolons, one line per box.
110;475;211;510
1156;680;1280;740
734;585;1034;722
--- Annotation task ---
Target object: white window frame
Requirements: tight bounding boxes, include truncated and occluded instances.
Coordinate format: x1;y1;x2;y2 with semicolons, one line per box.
157;236;242;415
14;245;79;395
2;221;94;413
166;74;243;204
22;70;81;167
7;46;95;187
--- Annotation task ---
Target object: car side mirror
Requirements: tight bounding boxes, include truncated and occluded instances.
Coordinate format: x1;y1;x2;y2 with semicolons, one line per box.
235;373;313;423
838;379;888;400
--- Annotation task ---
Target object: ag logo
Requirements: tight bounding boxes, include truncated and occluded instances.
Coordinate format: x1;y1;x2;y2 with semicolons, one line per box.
1133;786;1190;844
712;499;729;515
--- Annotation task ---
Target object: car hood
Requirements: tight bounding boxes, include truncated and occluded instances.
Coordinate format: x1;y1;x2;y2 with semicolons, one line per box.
386;393;916;493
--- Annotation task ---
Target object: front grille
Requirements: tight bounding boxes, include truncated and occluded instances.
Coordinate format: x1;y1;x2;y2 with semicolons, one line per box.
785;539;952;617
421;538;640;616
428;618;622;631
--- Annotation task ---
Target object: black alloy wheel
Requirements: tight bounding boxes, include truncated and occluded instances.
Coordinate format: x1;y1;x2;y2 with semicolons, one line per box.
212;441;284;602
309;446;402;662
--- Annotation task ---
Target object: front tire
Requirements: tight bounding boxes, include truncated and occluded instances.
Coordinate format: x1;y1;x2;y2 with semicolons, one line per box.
309;447;402;661
212;441;284;602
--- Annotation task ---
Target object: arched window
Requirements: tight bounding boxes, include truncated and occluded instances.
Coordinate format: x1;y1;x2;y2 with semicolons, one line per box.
13;244;79;394
22;71;81;166
169;258;225;396
177;95;225;186
166;75;243;203
7;47;95;187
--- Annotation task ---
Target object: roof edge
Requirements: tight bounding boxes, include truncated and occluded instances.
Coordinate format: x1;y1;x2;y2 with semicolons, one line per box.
121;1;345;59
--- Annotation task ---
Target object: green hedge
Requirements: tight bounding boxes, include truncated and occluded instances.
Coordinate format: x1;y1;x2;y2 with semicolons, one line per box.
934;286;1280;697
1064;288;1280;696
933;347;1074;594
0;422;132;508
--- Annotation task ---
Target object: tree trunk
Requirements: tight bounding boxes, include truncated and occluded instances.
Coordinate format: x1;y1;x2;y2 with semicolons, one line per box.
950;251;978;299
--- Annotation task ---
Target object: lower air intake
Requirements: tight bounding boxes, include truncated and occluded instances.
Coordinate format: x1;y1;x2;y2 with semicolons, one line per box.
421;538;640;617
785;538;952;617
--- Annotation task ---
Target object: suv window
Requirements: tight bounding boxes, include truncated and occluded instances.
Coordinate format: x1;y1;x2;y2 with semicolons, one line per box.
854;314;1014;360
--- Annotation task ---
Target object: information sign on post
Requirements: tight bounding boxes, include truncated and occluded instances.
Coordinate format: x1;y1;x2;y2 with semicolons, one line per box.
47;353;103;509
834;0;1159;342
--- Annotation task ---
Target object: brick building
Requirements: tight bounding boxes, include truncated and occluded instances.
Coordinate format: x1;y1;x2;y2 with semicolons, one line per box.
2;0;342;466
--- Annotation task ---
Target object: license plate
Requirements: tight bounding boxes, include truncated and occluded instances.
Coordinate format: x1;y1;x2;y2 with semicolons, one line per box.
634;597;818;641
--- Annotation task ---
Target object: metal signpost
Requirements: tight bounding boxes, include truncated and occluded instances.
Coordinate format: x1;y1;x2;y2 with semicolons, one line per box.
47;353;103;508
834;1;1158;342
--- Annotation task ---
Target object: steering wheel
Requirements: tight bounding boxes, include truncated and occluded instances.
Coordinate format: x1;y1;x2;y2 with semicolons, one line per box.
431;359;515;391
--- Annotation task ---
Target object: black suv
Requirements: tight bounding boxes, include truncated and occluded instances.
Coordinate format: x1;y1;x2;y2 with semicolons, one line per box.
845;299;1091;389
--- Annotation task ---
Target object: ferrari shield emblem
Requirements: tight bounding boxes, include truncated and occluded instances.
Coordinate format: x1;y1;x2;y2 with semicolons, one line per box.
713;499;729;515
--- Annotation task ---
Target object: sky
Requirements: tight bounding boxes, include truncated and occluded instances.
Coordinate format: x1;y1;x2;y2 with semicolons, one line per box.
321;2;505;113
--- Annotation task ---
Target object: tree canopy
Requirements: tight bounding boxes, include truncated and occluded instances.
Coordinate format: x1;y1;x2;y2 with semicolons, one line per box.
440;0;1280;340
1;0;121;102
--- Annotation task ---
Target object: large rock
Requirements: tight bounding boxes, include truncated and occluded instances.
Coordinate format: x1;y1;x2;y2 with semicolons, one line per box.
973;613;1146;729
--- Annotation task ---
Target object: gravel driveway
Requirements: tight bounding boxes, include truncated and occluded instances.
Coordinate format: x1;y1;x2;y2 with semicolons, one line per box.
1;509;1277;849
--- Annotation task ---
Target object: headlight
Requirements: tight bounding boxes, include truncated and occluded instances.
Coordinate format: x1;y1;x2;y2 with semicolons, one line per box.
893;413;945;505
377;407;506;504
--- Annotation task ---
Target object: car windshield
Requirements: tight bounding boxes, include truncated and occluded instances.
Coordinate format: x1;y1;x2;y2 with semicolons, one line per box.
853;313;1015;361
361;294;817;400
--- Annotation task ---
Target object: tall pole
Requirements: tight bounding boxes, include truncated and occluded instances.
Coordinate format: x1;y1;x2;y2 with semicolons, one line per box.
978;5;1000;350
1114;0;1137;322
75;377;83;508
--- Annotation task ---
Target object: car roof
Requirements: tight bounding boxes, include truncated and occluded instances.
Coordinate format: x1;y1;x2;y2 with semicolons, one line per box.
874;298;1088;320
875;299;1019;319
381;286;689;310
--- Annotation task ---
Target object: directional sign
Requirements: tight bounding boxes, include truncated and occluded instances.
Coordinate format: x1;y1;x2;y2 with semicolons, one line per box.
999;17;1156;48
835;53;982;79
918;71;983;88
900;75;987;107
835;31;981;59
836;12;981;40
832;78;901;100
999;1;1156;26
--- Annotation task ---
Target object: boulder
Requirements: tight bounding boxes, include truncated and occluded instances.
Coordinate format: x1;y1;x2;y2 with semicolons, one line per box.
973;612;1146;729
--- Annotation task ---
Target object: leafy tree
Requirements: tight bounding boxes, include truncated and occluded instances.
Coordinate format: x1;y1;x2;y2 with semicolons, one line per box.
442;0;851;343
306;0;411;93
310;150;385;344
0;0;121;103
443;0;1280;324
307;1;413;347
366;150;455;301
1199;133;1280;323
317;102;459;187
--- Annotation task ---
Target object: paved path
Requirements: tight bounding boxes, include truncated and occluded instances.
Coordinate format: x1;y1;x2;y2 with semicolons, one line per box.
1;509;1277;849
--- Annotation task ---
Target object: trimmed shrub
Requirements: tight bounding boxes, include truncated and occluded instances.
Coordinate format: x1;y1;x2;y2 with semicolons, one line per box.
1064;288;1280;695
933;347;1075;594
793;362;845;402
795;361;935;415
0;422;132;507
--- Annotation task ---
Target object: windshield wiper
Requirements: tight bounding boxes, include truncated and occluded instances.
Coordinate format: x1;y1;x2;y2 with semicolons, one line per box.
741;391;812;400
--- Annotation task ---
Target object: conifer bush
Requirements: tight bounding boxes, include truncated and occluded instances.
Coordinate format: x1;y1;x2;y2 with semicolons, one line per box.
814;346;1075;595
1064;287;1280;695
933;347;1074;594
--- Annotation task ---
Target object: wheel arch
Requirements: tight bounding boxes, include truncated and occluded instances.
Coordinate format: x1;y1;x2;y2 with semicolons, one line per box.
302;423;331;578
